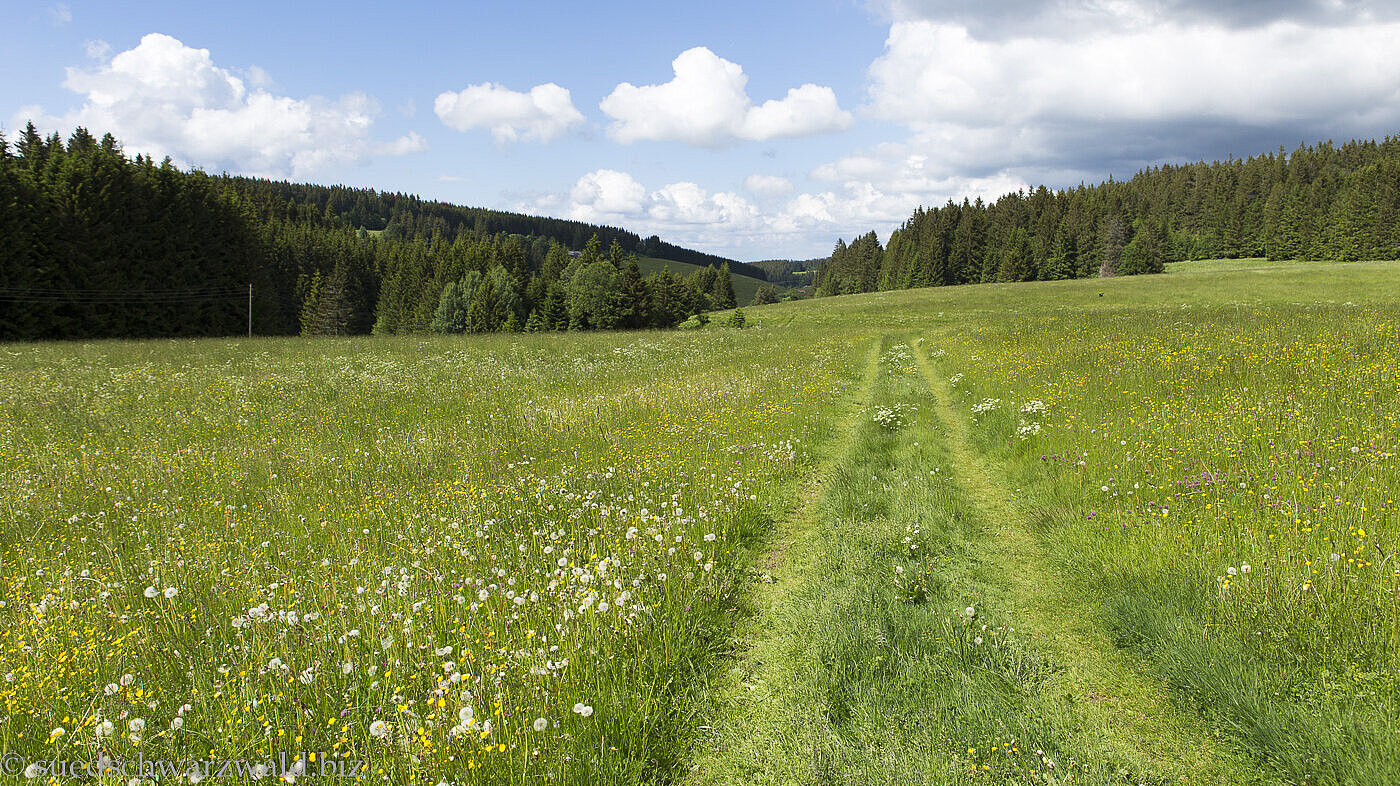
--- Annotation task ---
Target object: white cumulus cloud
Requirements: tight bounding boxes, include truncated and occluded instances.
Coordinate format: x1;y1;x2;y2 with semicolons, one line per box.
743;174;795;198
19;33;424;179
794;10;1400;243
434;82;584;144
535;169;918;258
600;47;852;146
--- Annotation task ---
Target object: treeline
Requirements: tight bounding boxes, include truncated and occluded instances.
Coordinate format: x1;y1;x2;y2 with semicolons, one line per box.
750;258;821;289
817;135;1400;295
0;124;737;340
216;177;769;280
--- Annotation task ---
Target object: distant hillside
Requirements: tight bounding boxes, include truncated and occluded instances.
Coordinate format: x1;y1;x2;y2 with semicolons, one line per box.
221;177;769;281
0;125;752;340
750;258;822;289
635;255;781;306
818;133;1400;296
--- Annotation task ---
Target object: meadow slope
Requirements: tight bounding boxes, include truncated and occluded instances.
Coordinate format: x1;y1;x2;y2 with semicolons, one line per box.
2;260;1398;784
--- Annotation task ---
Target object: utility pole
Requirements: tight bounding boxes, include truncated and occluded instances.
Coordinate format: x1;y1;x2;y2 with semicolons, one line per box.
248;282;253;338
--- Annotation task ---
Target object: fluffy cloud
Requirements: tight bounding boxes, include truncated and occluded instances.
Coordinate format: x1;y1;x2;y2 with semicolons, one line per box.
868;20;1400;130
600;47;852;146
808;9;1400;221
743;174;795;198
434;82;584;144
537;169;922;258
24;33;424;179
567;169;648;218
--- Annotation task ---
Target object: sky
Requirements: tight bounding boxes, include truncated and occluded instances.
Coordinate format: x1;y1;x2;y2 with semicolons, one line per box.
6;1;1400;260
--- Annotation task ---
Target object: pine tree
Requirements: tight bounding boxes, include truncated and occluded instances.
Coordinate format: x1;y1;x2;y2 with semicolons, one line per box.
1100;216;1127;277
711;263;736;309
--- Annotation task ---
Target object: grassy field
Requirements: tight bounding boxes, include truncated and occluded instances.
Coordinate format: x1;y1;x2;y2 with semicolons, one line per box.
3;260;1398;783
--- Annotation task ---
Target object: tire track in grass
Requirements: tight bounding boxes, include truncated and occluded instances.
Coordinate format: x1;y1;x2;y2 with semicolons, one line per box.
908;339;1272;784
687;337;885;785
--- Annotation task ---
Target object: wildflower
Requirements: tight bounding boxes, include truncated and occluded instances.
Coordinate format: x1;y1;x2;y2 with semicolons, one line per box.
128;718;145;733
572;702;594;717
163;587;178;599
964;606;976;618
369;720;389;739
1240;563;1251;574
533;717;548;732
143;586;158;598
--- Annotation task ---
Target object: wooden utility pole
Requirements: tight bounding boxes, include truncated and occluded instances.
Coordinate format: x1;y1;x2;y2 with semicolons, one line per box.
248;282;253;338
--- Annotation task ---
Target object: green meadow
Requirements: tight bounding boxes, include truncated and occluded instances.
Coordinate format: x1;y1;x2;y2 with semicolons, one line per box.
2;260;1398;784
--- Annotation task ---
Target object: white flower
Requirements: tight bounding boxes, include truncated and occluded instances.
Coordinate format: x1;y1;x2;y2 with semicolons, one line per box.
964;606;976;618
97;719;114;737
1226;566;1237;576
478;589;489;602
974;637;984;645
170;717;183;731
120;673;135;686
49;726;66;739
163;587;178;599
104;683;119;695
127;718;145;733
24;763;43;778
572;703;594;718
533;717;548;732
458;706;474;724
143;586;158;598
369;720;389;739
1240;563;1251;574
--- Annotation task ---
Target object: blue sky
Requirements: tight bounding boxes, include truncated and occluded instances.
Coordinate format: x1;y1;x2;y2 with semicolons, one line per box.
7;1;1400;260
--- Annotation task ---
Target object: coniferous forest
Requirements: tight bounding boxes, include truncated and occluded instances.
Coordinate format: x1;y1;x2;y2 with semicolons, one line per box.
6;123;1400;339
0;125;747;340
816;135;1400;296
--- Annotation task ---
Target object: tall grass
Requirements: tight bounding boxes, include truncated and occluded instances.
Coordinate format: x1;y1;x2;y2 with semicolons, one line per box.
0;330;866;783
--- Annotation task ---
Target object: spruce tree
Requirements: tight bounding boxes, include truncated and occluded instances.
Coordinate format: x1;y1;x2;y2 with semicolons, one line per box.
711;262;736;309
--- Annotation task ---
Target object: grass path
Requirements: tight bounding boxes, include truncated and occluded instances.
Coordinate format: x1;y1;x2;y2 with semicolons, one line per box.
688;337;885;785
907;339;1270;784
689;337;1275;784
